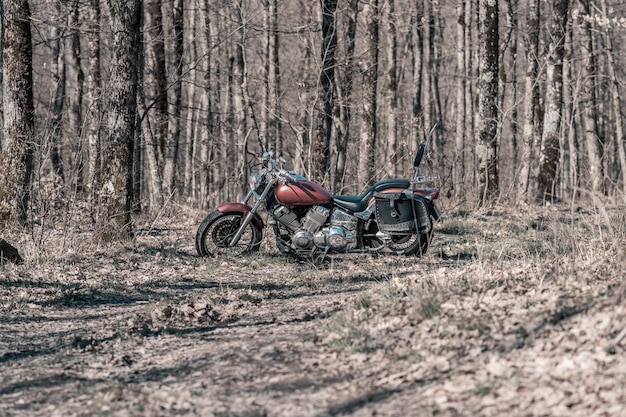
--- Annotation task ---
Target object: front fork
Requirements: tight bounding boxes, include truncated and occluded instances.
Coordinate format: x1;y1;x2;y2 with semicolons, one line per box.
228;179;275;246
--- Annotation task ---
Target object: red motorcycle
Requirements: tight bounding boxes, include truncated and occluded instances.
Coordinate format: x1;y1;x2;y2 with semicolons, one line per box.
196;125;442;260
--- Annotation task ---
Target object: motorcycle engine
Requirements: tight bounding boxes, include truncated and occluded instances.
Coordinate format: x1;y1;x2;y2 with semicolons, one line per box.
291;206;329;249
313;209;358;250
275;205;358;252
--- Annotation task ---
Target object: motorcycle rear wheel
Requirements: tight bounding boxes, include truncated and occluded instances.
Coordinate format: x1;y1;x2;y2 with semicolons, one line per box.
387;231;432;256
195;211;262;257
365;221;432;256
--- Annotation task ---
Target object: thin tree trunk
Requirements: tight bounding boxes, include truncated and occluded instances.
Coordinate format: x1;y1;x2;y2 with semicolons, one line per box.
386;0;398;177
600;0;626;202
421;1;433;141
518;0;540;201
579;0;602;195
454;0;467;198
312;0;337;185
537;0;570;201
476;0;499;205
164;0;184;197
333;0;358;193
232;1;248;199
358;0;378;188
0;0;3;148
0;0;35;227
50;2;66;184
200;0;214;208
144;0;166;208
66;0;84;190
85;0;102;206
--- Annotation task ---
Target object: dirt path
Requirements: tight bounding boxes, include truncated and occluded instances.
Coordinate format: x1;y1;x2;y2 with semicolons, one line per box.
1;207;624;416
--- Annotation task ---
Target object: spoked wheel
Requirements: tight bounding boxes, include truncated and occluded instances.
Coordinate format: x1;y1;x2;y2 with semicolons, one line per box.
387;231;432;256
364;220;432;256
195;211;262;258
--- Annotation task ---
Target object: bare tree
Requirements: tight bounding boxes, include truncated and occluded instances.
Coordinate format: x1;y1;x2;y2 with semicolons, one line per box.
333;0;358;193
0;0;35;227
358;0;379;188
143;0;167;209
578;0;603;195
85;0;102;204
599;0;626;202
385;0;398;177
518;0;541;201
164;0;184;196
476;0;499;205
94;0;141;242
311;0;337;185
453;0;468;197
537;0;570;201
49;1;66;183
0;0;3;147
65;0;84;190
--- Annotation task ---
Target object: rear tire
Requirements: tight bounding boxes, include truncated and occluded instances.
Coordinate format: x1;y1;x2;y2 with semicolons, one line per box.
195;211;262;257
364;219;432;256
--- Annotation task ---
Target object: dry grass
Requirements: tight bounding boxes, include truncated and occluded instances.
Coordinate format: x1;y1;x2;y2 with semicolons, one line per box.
0;202;624;416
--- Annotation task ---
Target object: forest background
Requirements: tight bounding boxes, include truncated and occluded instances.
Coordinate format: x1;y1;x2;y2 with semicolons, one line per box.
0;0;625;239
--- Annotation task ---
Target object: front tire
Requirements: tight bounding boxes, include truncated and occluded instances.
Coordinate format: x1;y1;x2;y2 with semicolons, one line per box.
195;211;262;257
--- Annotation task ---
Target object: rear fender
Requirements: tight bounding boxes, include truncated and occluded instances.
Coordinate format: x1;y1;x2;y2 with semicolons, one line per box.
217;202;265;229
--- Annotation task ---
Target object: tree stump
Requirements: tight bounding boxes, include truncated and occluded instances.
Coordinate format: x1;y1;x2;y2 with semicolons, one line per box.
0;239;24;265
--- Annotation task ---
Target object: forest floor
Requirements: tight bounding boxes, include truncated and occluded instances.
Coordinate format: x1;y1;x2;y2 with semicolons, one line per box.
0;201;625;417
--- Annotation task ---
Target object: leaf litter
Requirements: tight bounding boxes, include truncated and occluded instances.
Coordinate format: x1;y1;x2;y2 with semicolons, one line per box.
0;203;624;416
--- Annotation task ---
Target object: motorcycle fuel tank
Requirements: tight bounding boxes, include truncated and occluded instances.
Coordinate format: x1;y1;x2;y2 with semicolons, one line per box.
275;180;332;207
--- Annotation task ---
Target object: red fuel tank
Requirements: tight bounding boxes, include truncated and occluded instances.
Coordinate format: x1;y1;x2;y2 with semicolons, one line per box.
275;180;332;207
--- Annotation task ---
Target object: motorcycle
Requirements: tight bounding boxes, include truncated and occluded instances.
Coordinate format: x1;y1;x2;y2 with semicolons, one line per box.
195;124;442;261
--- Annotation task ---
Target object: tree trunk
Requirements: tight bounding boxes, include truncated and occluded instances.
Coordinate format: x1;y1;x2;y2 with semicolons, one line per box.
312;0;337;185
579;0;602;195
144;0;166;209
600;0;626;202
518;0;541;201
94;0;141;243
537;0;570;201
85;0;102;206
333;0;358;193
454;0;467;198
164;0;184;197
0;0;35;227
49;2;66;184
476;0;499;205
232;1;249;199
0;0;3;148
358;0;378;189
66;0;84;191
386;0;398;178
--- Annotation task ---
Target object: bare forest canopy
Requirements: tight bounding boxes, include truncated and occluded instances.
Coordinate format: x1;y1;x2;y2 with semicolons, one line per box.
1;0;625;236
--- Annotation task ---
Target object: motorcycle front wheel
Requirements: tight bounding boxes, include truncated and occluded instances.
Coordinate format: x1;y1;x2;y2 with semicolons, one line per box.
195;211;262;257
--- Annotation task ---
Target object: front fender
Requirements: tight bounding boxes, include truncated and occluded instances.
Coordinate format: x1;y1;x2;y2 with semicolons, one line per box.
217;202;265;229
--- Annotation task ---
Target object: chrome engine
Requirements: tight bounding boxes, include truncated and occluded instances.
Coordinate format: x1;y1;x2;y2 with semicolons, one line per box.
273;205;358;251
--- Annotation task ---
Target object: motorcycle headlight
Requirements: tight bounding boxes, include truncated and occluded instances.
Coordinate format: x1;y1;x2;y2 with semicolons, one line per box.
250;173;262;192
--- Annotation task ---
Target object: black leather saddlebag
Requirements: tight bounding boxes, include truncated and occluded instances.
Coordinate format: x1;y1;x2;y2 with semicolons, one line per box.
374;191;431;235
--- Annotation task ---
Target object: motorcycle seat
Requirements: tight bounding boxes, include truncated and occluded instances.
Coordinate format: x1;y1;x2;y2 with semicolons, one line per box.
332;178;411;212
